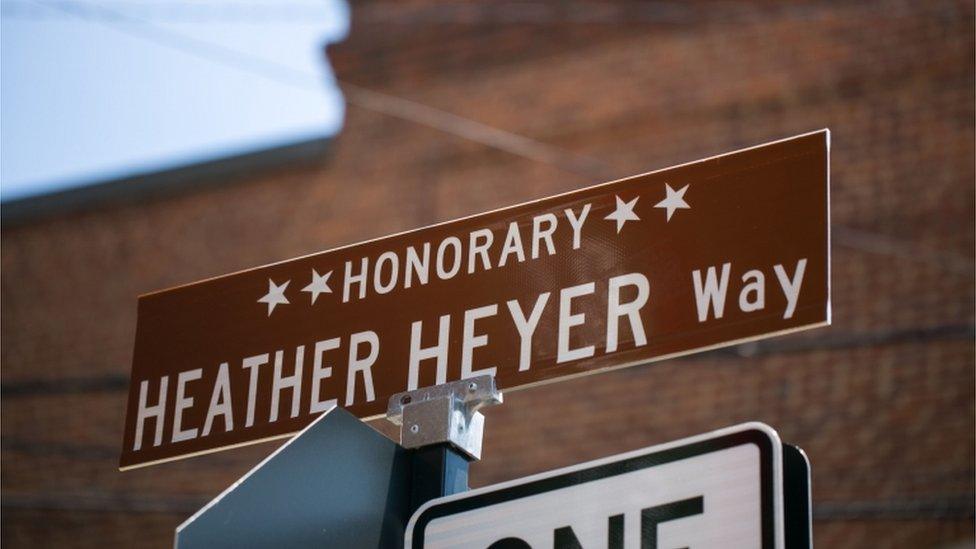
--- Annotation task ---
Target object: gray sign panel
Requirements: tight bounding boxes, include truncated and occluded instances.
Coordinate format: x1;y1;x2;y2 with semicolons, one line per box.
407;423;788;549
175;406;410;548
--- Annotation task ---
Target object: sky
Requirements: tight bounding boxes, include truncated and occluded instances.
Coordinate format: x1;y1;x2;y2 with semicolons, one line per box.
0;0;349;202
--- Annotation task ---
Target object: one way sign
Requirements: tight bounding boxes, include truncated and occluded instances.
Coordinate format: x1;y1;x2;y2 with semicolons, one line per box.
406;423;811;549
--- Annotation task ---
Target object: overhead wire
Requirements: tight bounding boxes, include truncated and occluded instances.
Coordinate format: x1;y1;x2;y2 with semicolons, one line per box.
2;1;332;23
25;0;612;181
21;0;974;275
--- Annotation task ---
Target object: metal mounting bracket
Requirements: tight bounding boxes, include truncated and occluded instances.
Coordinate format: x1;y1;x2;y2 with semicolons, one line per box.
386;375;503;461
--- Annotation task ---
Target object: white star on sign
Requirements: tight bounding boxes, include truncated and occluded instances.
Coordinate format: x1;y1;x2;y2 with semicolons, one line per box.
258;278;290;316
302;269;333;304
654;183;691;222
604;195;641;234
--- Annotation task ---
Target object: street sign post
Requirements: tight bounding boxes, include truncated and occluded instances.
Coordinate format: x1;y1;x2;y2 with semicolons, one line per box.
406;422;811;549
175;378;504;549
121;130;829;469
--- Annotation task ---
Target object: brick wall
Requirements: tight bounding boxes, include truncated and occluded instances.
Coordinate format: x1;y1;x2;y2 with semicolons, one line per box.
2;1;973;547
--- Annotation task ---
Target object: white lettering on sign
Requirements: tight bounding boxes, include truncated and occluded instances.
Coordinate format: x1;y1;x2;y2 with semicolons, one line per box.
774;259;807;320
129;257;810;452
339;206;592;304
557;282;596;364
436;237;463;280
461;304;498;380
408;315;451;391
469;229;494;274
606;273;650;354
309;338;339;415
202;362;233;436
564;204;591;250
130;272;655;450
498;222;526;267
345;331;379;406
242;353;269;429
692;262;731;322
270;348;302;423
405;244;431;289
692;259;808;323
374;252;399;294
507;293;550;372
172;369;202;443
343;257;369;302
133;376;168;451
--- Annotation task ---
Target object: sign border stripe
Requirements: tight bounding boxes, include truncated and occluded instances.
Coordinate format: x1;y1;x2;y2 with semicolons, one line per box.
406;422;783;548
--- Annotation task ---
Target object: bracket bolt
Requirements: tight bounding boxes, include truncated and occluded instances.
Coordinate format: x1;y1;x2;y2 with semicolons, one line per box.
409;424;420;434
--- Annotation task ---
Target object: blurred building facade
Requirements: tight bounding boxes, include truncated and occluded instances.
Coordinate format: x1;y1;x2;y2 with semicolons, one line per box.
2;1;974;547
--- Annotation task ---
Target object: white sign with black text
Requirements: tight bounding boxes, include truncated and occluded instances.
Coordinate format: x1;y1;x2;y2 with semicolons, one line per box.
406;423;787;549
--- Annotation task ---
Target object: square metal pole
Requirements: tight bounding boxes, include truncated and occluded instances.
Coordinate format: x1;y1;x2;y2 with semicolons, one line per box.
387;375;503;515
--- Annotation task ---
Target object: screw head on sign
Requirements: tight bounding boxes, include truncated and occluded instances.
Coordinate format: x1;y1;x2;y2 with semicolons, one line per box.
400;394;412;405
467;382;477;392
409;424;419;434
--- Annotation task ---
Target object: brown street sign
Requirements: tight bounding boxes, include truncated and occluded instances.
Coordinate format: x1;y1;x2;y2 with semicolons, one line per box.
121;130;830;470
